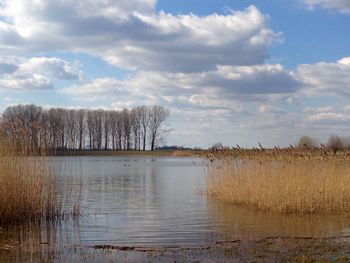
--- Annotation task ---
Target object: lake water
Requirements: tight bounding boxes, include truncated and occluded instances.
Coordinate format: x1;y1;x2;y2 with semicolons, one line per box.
2;156;350;261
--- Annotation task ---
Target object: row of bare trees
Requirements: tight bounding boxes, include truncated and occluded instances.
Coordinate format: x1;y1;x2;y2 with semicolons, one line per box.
0;104;170;154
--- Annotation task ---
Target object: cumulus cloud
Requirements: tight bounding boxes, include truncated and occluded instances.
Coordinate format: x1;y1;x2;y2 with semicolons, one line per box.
301;105;350;126
60;56;350;146
0;2;281;72
0;57;82;90
17;57;82;80
1;1;349;147
0;73;52;90
297;57;350;96
302;0;350;14
61;63;300;108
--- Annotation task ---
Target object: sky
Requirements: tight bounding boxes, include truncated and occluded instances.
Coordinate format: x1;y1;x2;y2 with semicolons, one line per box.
0;0;350;148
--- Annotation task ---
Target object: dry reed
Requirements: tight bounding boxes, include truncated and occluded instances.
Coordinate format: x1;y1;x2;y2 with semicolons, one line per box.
0;132;82;225
206;150;350;214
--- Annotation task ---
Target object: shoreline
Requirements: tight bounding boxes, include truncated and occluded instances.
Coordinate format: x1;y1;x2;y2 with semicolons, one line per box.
53;149;203;157
2;236;350;262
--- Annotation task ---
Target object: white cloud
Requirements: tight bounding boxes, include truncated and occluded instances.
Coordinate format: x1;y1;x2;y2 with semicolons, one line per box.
302;0;350;14
258;104;283;113
303;106;335;113
0;1;349;147
0;73;52;90
17;57;82;80
297;57;350;96
0;57;81;90
56;56;350;147
306;112;350;122
0;2;281;72
61;63;301;109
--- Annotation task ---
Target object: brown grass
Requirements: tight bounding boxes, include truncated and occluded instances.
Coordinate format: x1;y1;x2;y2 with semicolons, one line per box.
206;150;350;214
0;133;82;225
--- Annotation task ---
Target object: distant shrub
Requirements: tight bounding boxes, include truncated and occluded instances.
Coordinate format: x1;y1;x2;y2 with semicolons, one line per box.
210;143;226;151
328;134;343;154
298;136;316;148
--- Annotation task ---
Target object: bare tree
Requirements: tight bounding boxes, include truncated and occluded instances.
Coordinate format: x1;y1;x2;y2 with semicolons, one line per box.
131;108;141;150
1;104;171;153
116;111;123;150
86;110;95;150
328;134;343;154
148;105;170;151
121;109;131;150
77;109;86;150
139;106;150;151
109;110;118;150
94;110;103;150
103;110;111;150
65;109;78;150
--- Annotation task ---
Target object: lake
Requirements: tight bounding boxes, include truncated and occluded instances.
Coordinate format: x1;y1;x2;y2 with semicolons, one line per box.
1;156;350;261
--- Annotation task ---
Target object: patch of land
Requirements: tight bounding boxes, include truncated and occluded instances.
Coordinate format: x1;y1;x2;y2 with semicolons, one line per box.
55;149;203;157
2;236;350;262
54;147;350;160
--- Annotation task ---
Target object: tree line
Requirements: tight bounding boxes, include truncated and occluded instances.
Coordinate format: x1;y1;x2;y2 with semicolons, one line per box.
0;104;170;154
298;134;350;153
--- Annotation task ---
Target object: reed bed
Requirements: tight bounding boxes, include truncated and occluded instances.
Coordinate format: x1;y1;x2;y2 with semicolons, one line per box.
0;134;82;225
206;150;350;214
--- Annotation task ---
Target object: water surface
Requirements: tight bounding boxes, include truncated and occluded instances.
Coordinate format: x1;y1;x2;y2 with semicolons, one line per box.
2;156;350;258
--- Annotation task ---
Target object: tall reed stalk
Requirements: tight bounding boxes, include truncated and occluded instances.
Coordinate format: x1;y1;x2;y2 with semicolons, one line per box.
0;132;82;225
206;151;350;214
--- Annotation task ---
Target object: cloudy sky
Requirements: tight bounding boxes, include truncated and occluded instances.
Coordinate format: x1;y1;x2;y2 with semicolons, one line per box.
0;0;350;148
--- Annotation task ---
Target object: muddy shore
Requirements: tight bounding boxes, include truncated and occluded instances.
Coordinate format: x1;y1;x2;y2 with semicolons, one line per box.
2;236;350;262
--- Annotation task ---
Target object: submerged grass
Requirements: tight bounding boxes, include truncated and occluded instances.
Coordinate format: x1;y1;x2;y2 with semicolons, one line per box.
206;150;350;214
0;134;82;225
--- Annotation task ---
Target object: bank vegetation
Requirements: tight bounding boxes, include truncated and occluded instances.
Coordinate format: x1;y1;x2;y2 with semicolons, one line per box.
0;129;82;225
206;147;350;214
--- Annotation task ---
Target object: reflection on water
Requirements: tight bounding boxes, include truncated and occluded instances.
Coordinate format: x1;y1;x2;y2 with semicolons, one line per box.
208;199;350;240
1;156;350;261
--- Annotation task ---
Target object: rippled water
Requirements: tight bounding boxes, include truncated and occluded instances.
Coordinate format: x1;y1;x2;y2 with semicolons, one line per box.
2;156;350;261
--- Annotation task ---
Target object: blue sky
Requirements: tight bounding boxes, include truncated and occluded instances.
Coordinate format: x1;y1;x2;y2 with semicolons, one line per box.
0;0;350;147
157;0;350;67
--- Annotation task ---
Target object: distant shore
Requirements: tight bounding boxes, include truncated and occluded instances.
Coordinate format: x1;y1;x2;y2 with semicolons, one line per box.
50;147;350;159
54;149;204;157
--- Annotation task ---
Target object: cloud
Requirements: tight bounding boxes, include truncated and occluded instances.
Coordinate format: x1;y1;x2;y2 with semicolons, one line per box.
302;106;350;127
297;57;350;96
303;106;335;113
60;56;350;147
1;1;349;147
0;57;82;90
302;0;350;14
0;2;281;72
306;112;350;123
258;104;283;113
16;57;82;80
0;73;52;90
61;63;301;109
